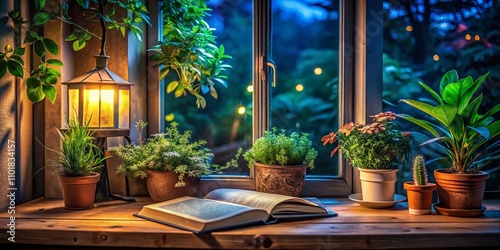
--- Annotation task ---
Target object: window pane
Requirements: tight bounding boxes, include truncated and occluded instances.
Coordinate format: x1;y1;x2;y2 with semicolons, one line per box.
270;0;340;176
161;0;253;175
382;1;500;192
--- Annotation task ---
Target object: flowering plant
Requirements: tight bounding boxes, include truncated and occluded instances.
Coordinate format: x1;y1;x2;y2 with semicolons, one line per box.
321;111;413;169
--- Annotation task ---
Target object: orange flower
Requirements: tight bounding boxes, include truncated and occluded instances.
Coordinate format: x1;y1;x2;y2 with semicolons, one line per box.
338;122;359;136
370;111;396;122
321;132;337;145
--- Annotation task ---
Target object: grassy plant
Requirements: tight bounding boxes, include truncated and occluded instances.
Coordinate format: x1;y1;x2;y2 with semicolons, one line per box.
412;155;428;185
243;128;318;169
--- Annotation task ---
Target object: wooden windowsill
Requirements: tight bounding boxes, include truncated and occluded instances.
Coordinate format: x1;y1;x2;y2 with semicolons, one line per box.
1;197;499;249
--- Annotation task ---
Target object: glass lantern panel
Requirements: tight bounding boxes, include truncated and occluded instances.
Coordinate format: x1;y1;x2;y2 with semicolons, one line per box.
119;89;130;129
100;89;115;128
68;88;79;121
83;89;100;127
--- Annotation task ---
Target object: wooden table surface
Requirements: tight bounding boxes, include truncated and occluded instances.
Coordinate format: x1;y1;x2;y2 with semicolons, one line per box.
1;197;499;249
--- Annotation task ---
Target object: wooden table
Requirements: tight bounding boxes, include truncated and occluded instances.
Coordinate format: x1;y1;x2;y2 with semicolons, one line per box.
1;197;499;249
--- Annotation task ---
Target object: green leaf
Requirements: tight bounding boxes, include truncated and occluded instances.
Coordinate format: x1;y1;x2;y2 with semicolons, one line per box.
487;120;500;141
26;76;41;88
47;68;61;77
43;84;56;103
167;81;179;93
45;74;57;85
27;85;45;103
419;81;442;105
399;99;437;117
174;84;184;97
47;59;63;66
7;60;23;78
474;104;500;126
73;40;86;51
0;60;7;78
119;26;126;37
34;40;45;57
107;5;115;17
33;11;51;25
65;33;77;41
43;38;58;55
463;94;482;124
396;114;440;138
14;47;25;55
9;55;24;65
76;0;89;9
439;69;458;96
35;0;46;11
432;105;457;127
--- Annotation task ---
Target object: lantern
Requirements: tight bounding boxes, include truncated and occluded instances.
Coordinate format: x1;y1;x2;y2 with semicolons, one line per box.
63;55;132;131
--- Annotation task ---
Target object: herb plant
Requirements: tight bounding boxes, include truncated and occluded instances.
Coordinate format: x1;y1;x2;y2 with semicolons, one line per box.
398;70;500;174
110;121;241;187
321;111;413;169
243;128;318;169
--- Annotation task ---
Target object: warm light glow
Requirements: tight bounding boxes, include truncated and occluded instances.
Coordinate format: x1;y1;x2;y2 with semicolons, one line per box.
84;89;100;127
474;35;480;41
100;90;114;127
465;34;471;40
165;113;175;122
68;89;79;120
295;84;304;92
314;67;322;75
433;54;440;61
406;25;413;32
119;89;129;129
247;84;253;93
237;105;246;115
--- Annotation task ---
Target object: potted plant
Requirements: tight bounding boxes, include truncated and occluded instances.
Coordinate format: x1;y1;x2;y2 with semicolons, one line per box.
397;69;500;216
109;120;241;202
403;155;437;215
321;111;413;202
45;115;108;209
243;128;318;197
148;0;232;109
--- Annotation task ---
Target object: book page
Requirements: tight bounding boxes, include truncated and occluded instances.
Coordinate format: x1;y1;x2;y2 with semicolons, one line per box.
204;188;319;214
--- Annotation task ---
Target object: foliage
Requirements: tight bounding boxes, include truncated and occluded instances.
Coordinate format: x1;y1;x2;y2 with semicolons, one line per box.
382;53;422;103
321;111;414;169
40;115;107;177
397;70;500;174
109;120;241;187
243;128;318;169
0;0;150;103
148;0;232;109
412;154;428;185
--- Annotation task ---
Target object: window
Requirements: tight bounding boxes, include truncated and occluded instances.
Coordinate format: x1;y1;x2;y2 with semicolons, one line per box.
147;0;380;196
382;0;500;194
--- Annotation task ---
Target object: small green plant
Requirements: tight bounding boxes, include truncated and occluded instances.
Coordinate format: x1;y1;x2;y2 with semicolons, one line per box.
321;111;413;169
398;70;500;174
109;121;241;187
412;155;428;185
243;128;318;169
41;115;107;177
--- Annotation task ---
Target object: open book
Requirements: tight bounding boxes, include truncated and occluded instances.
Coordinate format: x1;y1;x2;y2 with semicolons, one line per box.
134;188;337;233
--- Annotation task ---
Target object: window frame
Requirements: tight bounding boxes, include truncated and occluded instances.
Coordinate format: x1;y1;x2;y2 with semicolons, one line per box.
145;0;382;197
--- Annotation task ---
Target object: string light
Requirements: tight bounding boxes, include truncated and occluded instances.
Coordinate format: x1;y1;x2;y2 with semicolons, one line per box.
474;35;480;41
295;84;304;92
465;34;471;40
406;25;413;32
433;54;440;61
165;113;175;122
237;105;246;115
314;67;322;75
247;84;253;93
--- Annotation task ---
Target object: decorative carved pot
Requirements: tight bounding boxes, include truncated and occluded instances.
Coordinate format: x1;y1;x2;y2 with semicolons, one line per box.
58;172;100;210
254;162;307;197
404;181;437;215
146;170;200;202
434;169;488;216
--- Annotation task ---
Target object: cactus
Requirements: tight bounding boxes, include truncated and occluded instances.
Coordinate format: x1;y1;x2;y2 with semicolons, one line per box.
412;155;428;185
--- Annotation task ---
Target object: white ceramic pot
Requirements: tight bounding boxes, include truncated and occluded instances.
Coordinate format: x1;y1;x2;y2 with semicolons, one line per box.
358;168;398;202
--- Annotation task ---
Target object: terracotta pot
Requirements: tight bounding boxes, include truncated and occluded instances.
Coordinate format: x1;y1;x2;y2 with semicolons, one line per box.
358;168;398;201
403;181;437;215
58;172;100;210
146;170;200;202
254;162;307;197
434;169;489;210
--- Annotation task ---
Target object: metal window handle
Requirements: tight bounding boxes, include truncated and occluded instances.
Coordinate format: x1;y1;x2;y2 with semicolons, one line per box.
266;61;278;87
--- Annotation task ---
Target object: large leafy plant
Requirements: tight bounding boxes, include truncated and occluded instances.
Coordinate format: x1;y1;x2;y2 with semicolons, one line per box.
243;128;318;170
109;121;241;187
0;0;149;103
321;111;413;170
148;0;232;109
397;70;500;174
